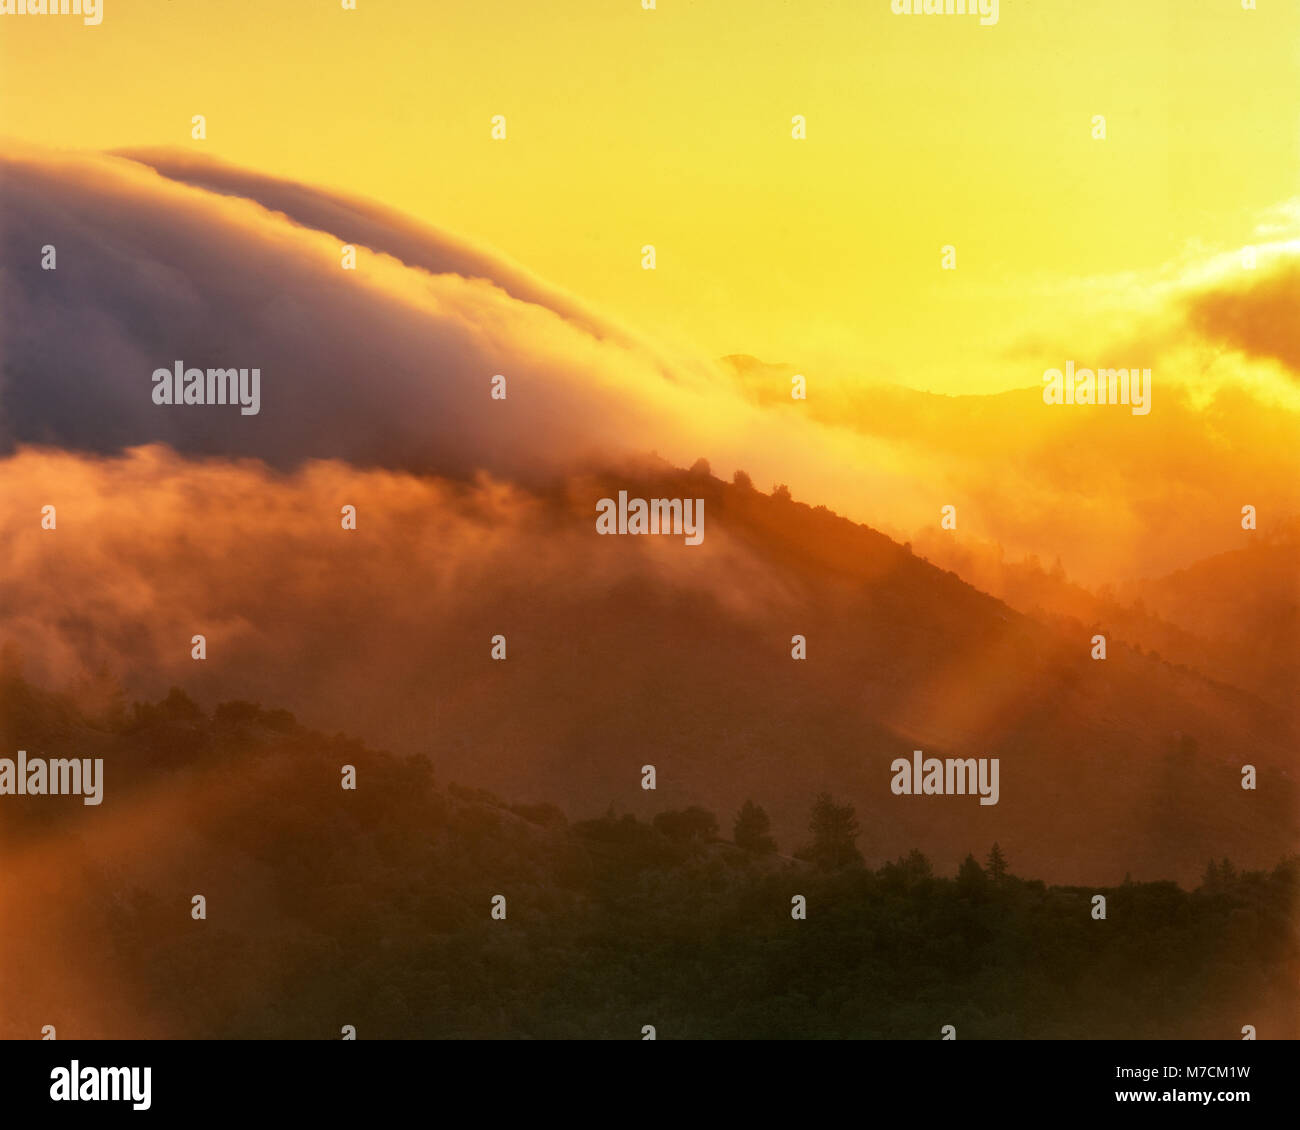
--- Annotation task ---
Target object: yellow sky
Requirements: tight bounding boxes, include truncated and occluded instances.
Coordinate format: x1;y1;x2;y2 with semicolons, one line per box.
3;0;1297;392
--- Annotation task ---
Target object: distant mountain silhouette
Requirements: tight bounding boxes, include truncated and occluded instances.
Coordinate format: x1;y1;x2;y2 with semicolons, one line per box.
917;527;1300;713
412;464;1292;888
6;461;1289;888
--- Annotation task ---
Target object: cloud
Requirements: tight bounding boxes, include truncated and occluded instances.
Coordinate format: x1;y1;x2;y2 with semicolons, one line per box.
111;147;639;350
0;443;803;755
0;144;727;480
1184;260;1300;377
2;143;1298;588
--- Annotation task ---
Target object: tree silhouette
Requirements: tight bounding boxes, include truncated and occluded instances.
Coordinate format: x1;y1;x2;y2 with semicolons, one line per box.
733;800;776;854
883;848;932;888
805;792;863;871
957;852;987;895
986;842;1008;883
903;848;932;881
652;806;718;842
1201;858;1220;893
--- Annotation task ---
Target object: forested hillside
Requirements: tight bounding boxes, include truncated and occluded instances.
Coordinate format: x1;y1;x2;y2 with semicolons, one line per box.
2;674;1294;1039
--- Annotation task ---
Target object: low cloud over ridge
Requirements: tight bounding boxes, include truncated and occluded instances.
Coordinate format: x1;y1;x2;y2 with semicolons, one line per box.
0;144;745;481
2;143;1298;583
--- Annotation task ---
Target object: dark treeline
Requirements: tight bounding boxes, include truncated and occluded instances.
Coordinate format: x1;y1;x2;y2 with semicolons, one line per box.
1;676;1296;1039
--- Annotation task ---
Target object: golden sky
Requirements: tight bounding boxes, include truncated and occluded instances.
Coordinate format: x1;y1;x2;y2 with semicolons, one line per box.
4;0;1298;394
